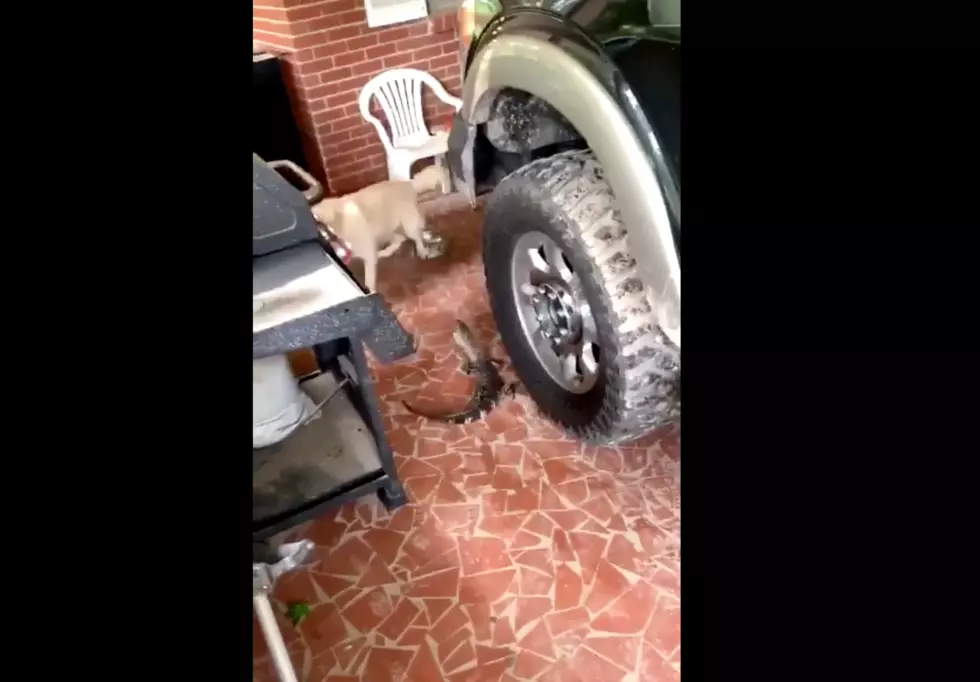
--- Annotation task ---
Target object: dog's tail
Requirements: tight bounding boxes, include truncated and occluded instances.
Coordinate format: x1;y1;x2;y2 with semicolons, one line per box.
410;164;449;195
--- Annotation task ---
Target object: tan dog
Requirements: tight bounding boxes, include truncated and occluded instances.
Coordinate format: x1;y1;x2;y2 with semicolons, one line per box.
311;164;449;292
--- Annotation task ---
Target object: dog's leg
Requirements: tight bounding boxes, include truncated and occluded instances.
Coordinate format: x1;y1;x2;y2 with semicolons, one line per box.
362;251;378;292
347;232;379;292
434;156;449;194
377;235;406;259
402;206;436;259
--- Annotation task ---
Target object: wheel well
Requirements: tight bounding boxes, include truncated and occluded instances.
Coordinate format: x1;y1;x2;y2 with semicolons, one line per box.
471;87;587;187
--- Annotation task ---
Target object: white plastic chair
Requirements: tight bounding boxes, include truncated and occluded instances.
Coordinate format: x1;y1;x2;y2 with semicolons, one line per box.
358;68;463;182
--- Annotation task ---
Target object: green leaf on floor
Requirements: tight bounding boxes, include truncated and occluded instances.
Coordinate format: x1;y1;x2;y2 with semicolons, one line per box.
285;601;311;626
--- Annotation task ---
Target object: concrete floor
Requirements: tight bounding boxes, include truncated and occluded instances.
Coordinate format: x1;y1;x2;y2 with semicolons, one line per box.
253;206;680;682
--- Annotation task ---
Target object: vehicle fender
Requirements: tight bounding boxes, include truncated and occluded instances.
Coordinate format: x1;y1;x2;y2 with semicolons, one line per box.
455;15;680;345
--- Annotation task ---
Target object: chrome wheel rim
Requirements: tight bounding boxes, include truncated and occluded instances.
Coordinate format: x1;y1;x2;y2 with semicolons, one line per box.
510;231;600;394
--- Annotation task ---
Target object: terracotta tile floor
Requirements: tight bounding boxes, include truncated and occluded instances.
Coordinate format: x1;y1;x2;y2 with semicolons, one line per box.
253;206;680;682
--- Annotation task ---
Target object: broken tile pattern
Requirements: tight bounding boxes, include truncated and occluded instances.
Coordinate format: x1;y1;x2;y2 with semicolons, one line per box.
253;208;680;681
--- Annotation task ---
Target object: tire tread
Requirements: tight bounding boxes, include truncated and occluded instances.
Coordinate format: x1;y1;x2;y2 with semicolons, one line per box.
485;149;679;443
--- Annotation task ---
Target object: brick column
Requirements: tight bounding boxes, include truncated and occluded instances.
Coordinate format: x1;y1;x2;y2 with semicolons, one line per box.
253;0;462;195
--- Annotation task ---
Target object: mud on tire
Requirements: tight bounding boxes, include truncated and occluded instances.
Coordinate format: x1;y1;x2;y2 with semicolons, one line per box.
483;149;679;444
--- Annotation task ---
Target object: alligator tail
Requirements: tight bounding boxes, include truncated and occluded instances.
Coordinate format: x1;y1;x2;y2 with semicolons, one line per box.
401;400;483;424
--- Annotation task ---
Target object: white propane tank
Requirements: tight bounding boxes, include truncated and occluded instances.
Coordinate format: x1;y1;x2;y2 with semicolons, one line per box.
253;354;316;449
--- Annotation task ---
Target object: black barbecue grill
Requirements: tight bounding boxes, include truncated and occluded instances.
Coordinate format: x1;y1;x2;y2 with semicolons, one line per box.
251;154;413;541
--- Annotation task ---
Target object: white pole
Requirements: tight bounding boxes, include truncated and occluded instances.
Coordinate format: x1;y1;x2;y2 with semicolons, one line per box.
253;591;299;682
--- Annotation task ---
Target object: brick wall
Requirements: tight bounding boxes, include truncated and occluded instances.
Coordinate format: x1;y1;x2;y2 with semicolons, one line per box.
253;0;462;195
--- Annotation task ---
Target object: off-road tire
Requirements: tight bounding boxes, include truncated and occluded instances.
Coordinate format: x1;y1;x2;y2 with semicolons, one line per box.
483;149;680;444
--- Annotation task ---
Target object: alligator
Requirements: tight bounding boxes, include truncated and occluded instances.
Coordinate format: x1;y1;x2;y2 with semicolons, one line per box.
402;320;517;424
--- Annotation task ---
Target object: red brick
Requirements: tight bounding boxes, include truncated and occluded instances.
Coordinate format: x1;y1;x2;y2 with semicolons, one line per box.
432;14;454;33
331;115;364;133
395;36;435;53
333;50;366;67
322;144;339;158
295;0;348;17
355;163;385;178
347;123;376;139
351;144;381;160
331;156;373;175
303;84;328;101
298;57;333;75
334;136;372;155
312;110;334;127
312;42;347;58
413;45;443;61
330;152;361;168
253;7;288;21
429;53;457;70
253;18;291;35
330;177;355;194
322;64;355;82
255;4;462;194
334;168;386;193
252;28;295;50
285;4;325;22
332;9;367;27
320;130;354;146
292;48;316;63
366;43;397;60
383;52;414;69
352;58;383;76
327;23;362;41
378;26;413;42
410;20;432;36
318;0;360;14
326;90;358;109
294;32;330;49
431;66;454;80
323;73;373;96
346;34;379;50
350;129;378;145
302;15;337;34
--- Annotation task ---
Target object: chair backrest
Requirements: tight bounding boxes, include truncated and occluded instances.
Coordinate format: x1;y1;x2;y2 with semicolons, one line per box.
358;68;455;151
